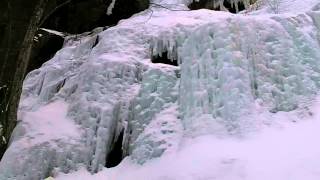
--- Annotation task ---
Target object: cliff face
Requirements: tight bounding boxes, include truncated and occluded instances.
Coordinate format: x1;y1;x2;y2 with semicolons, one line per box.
42;0;149;34
0;0;149;159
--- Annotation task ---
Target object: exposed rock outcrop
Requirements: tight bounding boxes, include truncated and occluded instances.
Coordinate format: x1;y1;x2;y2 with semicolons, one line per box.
41;0;149;34
28;29;65;73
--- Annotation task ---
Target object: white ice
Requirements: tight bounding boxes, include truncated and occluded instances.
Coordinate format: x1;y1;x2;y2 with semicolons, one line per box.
1;0;320;179
56;97;320;180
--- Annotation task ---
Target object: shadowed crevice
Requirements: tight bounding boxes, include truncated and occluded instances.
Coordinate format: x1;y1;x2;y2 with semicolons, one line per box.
188;0;251;13
105;129;124;168
152;51;178;66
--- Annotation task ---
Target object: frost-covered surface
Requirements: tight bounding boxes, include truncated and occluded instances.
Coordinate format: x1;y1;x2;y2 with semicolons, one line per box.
56;99;320;180
251;0;320;14
1;0;320;179
0;101;85;180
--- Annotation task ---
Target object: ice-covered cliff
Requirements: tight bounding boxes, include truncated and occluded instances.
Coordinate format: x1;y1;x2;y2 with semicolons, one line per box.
1;0;320;179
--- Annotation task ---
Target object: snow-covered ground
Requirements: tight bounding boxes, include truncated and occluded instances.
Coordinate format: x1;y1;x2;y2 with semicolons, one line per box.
1;0;320;179
57;97;320;180
57;103;320;180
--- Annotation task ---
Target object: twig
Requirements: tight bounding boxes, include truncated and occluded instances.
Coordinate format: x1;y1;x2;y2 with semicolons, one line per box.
38;0;72;27
142;3;190;23
149;3;190;11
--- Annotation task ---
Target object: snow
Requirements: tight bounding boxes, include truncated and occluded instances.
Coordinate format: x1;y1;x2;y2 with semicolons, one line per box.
251;0;320;14
1;0;320;179
19;100;81;145
56;98;320;180
0;100;85;180
130;103;183;164
40;28;65;37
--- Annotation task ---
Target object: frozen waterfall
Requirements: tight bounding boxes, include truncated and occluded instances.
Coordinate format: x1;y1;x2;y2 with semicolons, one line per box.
1;0;320;179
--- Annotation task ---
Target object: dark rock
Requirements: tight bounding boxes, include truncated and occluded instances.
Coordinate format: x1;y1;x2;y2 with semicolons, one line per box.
28;29;64;73
188;0;256;13
100;0;149;29
0;0;48;159
105;129;125;168
152;51;178;66
42;0;149;34
188;0;220;11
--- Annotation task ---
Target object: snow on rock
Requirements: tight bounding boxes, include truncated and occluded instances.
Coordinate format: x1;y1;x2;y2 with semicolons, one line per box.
39;28;65;37
18;101;80;144
56;98;320;180
251;0;320;14
179;13;320;136
1;0;320;179
130;103;183;164
0;100;85;180
56;104;320;180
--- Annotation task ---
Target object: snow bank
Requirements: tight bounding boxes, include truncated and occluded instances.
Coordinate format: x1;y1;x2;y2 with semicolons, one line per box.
0;100;85;180
56;98;320;180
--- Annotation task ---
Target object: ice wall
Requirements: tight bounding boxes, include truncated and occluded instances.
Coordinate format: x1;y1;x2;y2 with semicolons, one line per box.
179;13;320;136
1;1;320;179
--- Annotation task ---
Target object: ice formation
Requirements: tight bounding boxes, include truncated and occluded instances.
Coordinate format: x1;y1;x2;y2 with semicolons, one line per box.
1;0;320;179
192;0;253;12
107;0;117;15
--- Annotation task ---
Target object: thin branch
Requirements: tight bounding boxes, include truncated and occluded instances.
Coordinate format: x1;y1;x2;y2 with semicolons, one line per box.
145;9;154;23
141;3;190;23
38;0;72;28
149;3;190;11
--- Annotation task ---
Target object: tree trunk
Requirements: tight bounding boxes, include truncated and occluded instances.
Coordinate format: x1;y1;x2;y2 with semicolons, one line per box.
0;0;48;158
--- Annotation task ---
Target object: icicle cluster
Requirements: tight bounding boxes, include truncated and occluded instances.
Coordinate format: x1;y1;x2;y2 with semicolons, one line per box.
150;32;185;64
192;0;254;12
179;13;320;135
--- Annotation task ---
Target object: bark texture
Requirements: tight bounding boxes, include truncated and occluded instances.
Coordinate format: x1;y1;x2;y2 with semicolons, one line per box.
0;0;49;158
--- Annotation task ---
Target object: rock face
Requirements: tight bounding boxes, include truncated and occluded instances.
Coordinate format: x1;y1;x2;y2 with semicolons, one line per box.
28;29;65;74
0;0;149;159
42;0;149;33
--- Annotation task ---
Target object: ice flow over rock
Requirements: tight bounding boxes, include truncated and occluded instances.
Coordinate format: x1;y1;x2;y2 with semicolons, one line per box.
1;0;320;179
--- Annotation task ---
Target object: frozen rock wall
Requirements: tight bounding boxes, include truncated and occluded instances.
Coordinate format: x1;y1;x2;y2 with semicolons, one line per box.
179;14;320;136
1;0;320;179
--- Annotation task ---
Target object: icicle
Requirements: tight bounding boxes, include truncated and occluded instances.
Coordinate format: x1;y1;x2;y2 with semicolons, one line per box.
150;35;181;65
235;1;239;13
243;0;250;10
219;0;224;11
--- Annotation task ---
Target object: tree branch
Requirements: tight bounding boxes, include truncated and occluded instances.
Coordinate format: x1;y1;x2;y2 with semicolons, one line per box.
38;0;72;28
149;3;190;11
